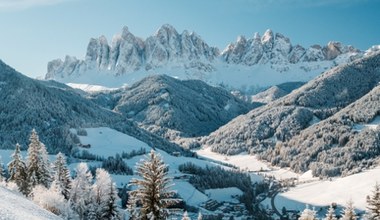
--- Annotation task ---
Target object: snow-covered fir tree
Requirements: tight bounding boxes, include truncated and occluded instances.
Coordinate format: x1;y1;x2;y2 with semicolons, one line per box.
197;212;203;220
182;211;191;220
0;156;5;183
341;199;357;220
298;204;317;220
70;162;93;220
128;150;180;220
325;204;337;220
366;183;380;220
92;168;120;220
26;129;51;191
7;143;28;195
52;152;71;200
101;181;120;220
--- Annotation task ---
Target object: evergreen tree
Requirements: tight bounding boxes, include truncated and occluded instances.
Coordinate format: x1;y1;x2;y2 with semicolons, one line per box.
92;168;120;219
325;204;337;220
197;212;203;220
128;150;180;220
52;152;71;200
120;185;129;208
101;182;120;220
341;199;357;220
298;205;317;220
182;211;191;220
26;129;51;191
367;183;380;219
70;163;93;220
0;156;5;183
8;143;28;195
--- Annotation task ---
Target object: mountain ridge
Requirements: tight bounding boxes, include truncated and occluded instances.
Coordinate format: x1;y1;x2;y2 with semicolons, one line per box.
202;52;380;176
45;24;363;91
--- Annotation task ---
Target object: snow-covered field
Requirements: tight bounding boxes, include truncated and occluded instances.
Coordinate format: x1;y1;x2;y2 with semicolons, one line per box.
196;147;299;180
0;186;62;220
274;167;380;211
72;127;151;157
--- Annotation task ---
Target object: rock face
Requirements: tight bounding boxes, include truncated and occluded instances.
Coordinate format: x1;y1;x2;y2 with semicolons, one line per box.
46;25;362;87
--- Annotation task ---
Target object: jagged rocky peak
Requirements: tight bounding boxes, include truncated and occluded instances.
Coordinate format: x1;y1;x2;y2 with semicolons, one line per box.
46;25;364;83
261;29;274;50
221;29;362;66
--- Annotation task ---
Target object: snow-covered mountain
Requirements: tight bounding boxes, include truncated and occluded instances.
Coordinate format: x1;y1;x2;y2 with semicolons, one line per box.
45;25;362;92
0;59;185;155
202;52;380;177
88;75;254;139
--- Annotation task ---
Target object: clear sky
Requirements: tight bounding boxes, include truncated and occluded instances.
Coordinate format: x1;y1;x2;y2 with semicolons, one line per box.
0;0;379;78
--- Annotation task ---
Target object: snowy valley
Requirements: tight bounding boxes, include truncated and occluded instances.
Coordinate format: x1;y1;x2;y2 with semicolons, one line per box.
1;21;380;220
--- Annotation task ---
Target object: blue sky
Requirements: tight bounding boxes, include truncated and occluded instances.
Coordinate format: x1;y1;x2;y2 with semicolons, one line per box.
0;0;379;78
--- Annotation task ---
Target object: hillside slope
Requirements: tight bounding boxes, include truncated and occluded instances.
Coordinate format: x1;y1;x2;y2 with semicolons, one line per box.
202;52;380;176
0;186;62;220
0;60;185;155
90;75;253;138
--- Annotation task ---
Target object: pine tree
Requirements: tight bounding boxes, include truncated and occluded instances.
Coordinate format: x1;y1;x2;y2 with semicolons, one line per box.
101;182;120;220
367;183;380;219
197;212;203;220
0;156;5;183
70;163;93;220
8;143;28;195
92;168;120;219
341;199;357;220
26;129;51;192
182;211;191;220
52;152;71;200
325;204;337;220
298;204;317;220
128;150;180;220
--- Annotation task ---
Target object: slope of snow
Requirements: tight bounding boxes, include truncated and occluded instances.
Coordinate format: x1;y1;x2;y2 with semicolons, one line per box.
173;180;208;206
0;186;62;220
66;83;118;92
196;147;298;180
353;115;380;131
52;60;331;93
204;187;243;203
275;166;380;211
71;127;151;158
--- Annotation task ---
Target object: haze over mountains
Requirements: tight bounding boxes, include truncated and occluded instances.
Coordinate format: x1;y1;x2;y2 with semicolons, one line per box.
45;24;364;92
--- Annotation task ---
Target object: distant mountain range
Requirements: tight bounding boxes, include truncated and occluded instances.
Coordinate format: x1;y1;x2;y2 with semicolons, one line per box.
45;24;368;92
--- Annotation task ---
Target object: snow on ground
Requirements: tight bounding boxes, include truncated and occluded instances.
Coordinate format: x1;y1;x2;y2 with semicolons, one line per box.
353;115;380;131
66;83;118;92
274;166;380;211
0;186;62;220
71;127;151;158
196;147;299;180
173;180;208;206
57;61;331;93
204;187;243;203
